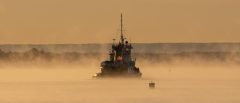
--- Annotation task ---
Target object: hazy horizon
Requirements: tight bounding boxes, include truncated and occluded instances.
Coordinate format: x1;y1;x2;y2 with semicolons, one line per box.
1;1;240;103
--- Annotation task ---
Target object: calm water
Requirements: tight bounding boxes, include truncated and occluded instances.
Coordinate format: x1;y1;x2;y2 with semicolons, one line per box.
0;64;239;103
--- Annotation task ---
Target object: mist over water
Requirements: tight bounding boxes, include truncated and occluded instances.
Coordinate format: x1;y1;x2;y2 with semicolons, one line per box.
0;43;240;103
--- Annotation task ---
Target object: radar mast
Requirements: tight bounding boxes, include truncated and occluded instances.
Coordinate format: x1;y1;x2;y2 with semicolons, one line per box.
120;13;124;43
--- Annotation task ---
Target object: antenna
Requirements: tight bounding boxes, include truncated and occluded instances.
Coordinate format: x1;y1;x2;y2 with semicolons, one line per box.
120;13;124;43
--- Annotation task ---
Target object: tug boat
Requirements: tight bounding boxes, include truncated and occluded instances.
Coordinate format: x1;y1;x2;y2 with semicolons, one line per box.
94;14;142;78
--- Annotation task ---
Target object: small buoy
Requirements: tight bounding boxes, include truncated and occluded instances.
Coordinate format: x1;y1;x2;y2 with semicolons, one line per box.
149;81;155;89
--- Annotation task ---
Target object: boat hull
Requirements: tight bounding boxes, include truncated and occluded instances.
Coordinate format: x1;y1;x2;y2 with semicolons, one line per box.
93;72;142;78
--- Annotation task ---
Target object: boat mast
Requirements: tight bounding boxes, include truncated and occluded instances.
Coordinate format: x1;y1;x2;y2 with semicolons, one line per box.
120;13;124;43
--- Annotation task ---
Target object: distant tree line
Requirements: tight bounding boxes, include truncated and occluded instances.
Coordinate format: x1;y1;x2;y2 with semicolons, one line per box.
0;48;240;63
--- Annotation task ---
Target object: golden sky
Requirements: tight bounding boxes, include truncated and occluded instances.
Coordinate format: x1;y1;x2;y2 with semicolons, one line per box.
0;0;240;44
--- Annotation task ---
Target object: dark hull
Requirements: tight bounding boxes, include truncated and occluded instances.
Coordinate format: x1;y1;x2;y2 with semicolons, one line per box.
93;72;142;78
